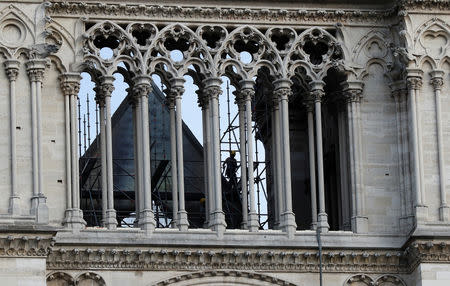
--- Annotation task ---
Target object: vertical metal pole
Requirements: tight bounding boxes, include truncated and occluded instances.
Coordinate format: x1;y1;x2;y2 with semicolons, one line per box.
78;97;82;157
87;96;91;146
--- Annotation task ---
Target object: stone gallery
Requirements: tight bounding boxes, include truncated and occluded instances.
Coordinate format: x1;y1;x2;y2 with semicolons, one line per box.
0;0;449;285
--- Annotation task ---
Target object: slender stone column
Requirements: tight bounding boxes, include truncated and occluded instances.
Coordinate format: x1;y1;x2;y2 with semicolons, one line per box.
236;94;248;229
169;78;189;231
131;96;141;226
98;76;117;229
239;80;259;232
390;81;414;231
95;94;108;226
203;78;227;234
304;99;317;230
198;90;210;227
406;71;428;220
59;73;86;229
272;95;283;230
167;96;179;228
430;70;449;221
133;76;156;231
274;79;297;236
309;81;329;233
342;81;368;233
26;60;48;224
4;60;20;215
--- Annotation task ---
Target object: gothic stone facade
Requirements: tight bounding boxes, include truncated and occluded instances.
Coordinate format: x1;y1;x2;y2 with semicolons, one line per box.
0;0;449;285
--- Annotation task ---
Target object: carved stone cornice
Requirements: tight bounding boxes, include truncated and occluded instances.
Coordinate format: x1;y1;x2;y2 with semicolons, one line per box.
0;234;55;257
47;1;401;24
404;239;450;273
46;246;407;273
399;0;450;10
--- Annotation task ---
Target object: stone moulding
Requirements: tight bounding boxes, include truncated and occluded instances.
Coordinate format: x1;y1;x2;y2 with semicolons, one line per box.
46;1;449;23
46;246;407;273
47;1;396;23
404;240;450;273
0;234;55;257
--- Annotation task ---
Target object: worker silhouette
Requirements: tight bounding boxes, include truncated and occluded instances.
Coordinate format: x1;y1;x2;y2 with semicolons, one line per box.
223;150;238;188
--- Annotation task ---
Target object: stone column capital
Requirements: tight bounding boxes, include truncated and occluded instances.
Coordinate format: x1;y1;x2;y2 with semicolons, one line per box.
311;89;325;103
204;85;222;100
95;76;115;105
196;90;209;109
303;98;315;112
4;60;20;81
26;59;47;82
406;76;423;90
430;70;445;91
344;89;362;103
168;85;185;100
59;73;82;96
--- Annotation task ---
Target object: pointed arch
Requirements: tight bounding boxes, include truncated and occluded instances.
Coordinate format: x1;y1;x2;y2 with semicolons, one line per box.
146;23;214;79
215;25;283;80
83;20;142;76
285;27;344;80
0;4;35;43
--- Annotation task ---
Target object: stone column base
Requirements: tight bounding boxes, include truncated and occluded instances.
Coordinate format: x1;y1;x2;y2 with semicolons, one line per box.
247;212;259;232
105;209;118;230
31;195;48;224
351;215;368;233
177;210;189;231
415;205;428;222
8;196;20;215
439;205;449;221
63;208;86;229
209;211;227;235
139;209;155;231
317;212;329;233
280;212;297;238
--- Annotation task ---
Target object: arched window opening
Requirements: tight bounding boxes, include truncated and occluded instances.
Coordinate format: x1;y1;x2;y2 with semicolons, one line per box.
78;72;101;227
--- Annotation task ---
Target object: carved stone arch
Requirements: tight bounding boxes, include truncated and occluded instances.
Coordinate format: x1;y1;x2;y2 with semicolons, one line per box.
0;5;36;49
0;46;12;59
414;18;450;61
47;54;68;74
438;56;450;70
344;274;374;286
150;270;298;286
46;20;76;52
352;30;391;66
357;58;393;83
83;20;142;76
285;27;344;80
75;272;105;286
196;25;228;54
146;23;214;79
215;25;283;80
374;274;406;286
46;271;75;286
419;55;438;70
